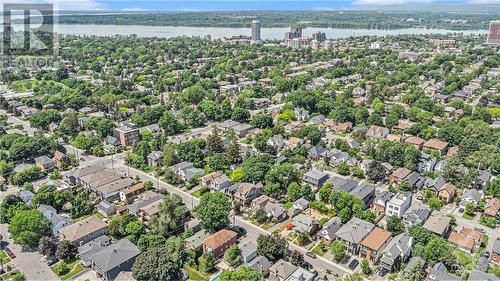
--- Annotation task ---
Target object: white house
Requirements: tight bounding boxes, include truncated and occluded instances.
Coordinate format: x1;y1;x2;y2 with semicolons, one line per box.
386;192;412;218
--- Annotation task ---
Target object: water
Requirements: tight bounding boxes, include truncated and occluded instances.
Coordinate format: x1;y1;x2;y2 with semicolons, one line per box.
11;24;487;39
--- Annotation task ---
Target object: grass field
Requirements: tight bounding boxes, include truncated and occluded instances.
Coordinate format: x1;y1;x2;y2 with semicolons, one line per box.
184;264;209;281
51;258;85;281
0;250;11;265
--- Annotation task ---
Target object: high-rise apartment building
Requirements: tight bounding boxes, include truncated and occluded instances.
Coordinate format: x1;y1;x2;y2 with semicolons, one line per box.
251;20;261;42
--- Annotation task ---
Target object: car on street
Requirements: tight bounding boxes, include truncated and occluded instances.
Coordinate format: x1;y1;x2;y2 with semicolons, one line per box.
231;226;247;238
5;247;15;259
302;261;313;270
305;251;317;259
379;268;388;277
474;227;486;233
348;259;359;270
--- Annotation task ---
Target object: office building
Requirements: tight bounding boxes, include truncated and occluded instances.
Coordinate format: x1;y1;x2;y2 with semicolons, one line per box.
487;21;500;45
312;31;326;42
251;20;261;42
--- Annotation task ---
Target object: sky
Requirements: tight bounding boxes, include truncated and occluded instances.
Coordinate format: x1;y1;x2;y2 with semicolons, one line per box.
1;0;499;11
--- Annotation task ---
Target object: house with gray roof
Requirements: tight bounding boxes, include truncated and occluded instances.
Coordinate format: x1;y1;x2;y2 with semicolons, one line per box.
264;202;287;221
269;259;298;280
303;170;329;188
428;262;460;281
286;267;315;281
239;241;257;263
459;189;483;211
18;190;34;206
423;211;451;236
89;238;140;281
468;270;499;281
249;256;272;277
185;229;211;250
78;235;111;266
317;217;342;243
380;233;413;272
292;214;318;234
147;151;163;167
402;202;431;228
335;217;375;255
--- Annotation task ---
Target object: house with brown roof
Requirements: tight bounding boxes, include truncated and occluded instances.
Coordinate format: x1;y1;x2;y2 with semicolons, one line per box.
59;215;108;246
386;134;402;143
233;183;263;205
52;151;68;168
203;229;238;257
484;196;500;217
423;139;449;155
366;125;390;139
438;183;456;203
119;182;145;203
448;226;482;253
423;211;451;236
404;136;425;149
389;167;412;183
360;227;392;262
199;171;223;186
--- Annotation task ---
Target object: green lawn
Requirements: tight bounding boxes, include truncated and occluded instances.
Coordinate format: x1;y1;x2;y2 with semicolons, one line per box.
310;244;327;257
0;250;11;265
1;270;24;280
488;266;500;278
184;264;209;281
454;249;476;271
192;190;202;198
51;258;84;281
462;213;474;220
261;221;275;230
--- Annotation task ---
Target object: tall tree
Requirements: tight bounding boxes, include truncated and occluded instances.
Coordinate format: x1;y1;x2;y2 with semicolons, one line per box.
195;191;232;231
256;233;287;262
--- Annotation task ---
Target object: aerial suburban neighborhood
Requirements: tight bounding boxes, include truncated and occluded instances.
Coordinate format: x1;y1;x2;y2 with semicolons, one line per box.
0;2;499;281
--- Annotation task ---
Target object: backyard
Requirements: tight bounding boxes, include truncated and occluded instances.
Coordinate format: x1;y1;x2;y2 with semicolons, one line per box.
50;258;85;281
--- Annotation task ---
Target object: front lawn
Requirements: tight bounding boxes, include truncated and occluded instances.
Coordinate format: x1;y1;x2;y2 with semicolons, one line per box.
261;221;275;230
462;213;474;220
51;258;84;281
488;266;500;278
0;250;11;264
192;190;202;198
184;264;209;281
1;270;24;281
310;243;328;257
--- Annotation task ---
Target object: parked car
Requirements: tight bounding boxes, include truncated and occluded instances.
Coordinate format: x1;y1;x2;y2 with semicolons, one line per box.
379;268;388;277
5;247;15;259
46;256;58;266
302;261;313;270
474;227;485;233
483;251;490;258
348;259;359;270
231;226;247;238
305;252;317;259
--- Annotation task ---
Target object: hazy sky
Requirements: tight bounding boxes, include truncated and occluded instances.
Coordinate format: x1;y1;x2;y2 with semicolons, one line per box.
2;0;499;11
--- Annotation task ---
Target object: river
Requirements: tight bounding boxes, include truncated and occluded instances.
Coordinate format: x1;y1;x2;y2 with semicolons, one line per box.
12;24;487;39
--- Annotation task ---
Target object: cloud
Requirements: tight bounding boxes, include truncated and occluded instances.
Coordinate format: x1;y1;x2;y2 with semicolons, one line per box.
120;7;147;11
468;0;500;3
353;0;433;5
313;6;339;10
0;0;105;10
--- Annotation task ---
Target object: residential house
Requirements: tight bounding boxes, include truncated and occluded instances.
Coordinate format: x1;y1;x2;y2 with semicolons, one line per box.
303;170;329;188
468;270;498;281
335;217;375;255
366;125;389;139
489;240;500;267
239;241;257;263
286;267;315;281
252;195;271;211
97;200;116;217
400;257;425;277
448;226;483;254
267;134;286;151
37;204;72;237
374;191;394;214
113;126;140;147
459;189;483;211
18;190;34;207
89;238;140;281
404;136;425;149
264;202;287;221
418;153;437;173
402;202;431;228
203;229;238;257
119;183;145;203
233;123;254;138
233;183;263;205
434;160;447;174
423;211;451;236
317;217;342;243
127;191;164;217
289;198;310;217
424;176;446;193
438;183;456;203
78;235;111;266
199;171;223;187
147;151;163;167
59;215;108;247
405;172;425;189
185;229;211;251
170;161;204;182
475;171;492;189
360;227;392;263
209;174;231;191
428;262;459;281
329;149;349;167
484;196;500;217
307;145;328;161
94;178;135;200
423;139;449;155
52;151;68;168
380;233;413;272
249;256;272;277
292;214;318;235
389;167;412;183
294;107;310;121
269;259;298;281
386;192;412;218
35;155;55;172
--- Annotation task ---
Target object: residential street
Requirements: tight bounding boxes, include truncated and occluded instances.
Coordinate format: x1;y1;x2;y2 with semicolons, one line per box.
0;224;59;281
84;154;353;279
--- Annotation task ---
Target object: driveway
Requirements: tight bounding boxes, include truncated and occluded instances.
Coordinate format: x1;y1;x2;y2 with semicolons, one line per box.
0;224;59;281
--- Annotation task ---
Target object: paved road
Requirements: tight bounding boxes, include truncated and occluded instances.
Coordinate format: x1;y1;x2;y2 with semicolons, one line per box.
0;109;37;136
86;155;353;280
0;224;59;281
451;208;498;251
